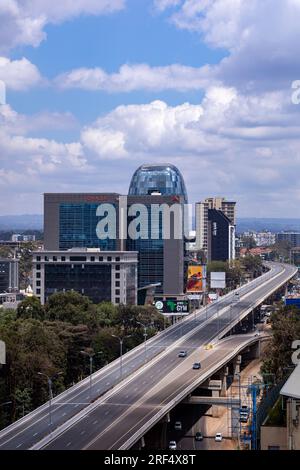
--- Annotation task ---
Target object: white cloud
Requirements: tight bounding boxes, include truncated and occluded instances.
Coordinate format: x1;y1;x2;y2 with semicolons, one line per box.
56;63;212;92
0;0;125;52
0;57;42;90
153;0;182;12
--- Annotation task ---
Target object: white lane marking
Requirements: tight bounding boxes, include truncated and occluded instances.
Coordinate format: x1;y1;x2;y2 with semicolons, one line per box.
62;413;67;417
33;432;38;437
80;430;85;435
93;420;98;425
97;389;100;393
16;443;23;448
106;382;110;385
66;442;72;447
105;411;109;415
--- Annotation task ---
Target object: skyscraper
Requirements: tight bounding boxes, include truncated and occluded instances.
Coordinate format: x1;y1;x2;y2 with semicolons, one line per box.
195;197;236;262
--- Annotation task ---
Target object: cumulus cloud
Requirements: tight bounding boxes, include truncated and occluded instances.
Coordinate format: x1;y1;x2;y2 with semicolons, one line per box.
0;57;42;90
0;0;125;52
154;0;300;93
55;63;213;92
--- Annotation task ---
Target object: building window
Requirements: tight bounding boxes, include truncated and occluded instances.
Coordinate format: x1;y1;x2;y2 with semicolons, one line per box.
36;256;41;262
99;257;103;261
115;289;120;295
36;272;41;279
115;281;120;287
116;257;120;262
53;256;57;262
107;256;112;262
61;256;66;261
115;273;120;279
36;264;41;270
91;257;95;262
36;281;41;287
36;288;41;295
115;264;120;271
115;297;120;304
45;256;48;261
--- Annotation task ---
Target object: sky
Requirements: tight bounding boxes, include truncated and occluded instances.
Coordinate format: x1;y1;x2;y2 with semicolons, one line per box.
1;0;300;217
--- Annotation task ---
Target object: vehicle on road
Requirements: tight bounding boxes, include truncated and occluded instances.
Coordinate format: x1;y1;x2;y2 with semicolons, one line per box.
239;413;249;423
192;362;201;370
169;441;177;450
178;351;187;358
195;431;203;441
215;433;223;442
174;421;182;431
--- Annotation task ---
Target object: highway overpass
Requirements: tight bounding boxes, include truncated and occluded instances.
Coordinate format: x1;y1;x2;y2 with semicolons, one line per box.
0;262;297;450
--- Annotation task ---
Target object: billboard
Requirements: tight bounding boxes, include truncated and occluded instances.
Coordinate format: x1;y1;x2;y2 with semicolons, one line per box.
210;271;226;289
155;300;189;316
186;265;206;292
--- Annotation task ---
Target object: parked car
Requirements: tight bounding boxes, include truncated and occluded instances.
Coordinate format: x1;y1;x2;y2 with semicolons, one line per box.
215;432;223;442
174;421;182;431
239;413;249;423
169;441;177;450
195;431;203;441
178;350;187;358
192;362;201;370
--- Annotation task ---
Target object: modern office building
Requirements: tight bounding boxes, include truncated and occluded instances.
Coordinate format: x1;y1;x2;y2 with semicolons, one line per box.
277;232;300;248
126;194;185;296
0;258;19;293
33;249;138;305
128;163;188;203
207;209;235;262
195;197;236;261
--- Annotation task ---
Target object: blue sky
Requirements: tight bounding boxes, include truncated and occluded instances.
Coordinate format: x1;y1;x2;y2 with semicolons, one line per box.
1;0;300;217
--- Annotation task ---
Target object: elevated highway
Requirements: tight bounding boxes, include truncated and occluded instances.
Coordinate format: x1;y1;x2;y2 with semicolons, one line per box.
0;262;297;450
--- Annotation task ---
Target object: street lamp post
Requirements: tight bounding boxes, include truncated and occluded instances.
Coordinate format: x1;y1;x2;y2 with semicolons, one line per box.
111;334;131;379
136;321;153;362
81;350;103;401
37;372;62;426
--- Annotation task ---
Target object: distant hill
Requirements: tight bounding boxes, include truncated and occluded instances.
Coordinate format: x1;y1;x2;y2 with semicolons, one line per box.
0;214;43;230
0;214;300;234
237;218;300;233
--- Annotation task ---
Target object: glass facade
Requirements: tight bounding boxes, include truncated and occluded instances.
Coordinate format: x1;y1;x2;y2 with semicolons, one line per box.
0;262;9;293
128;164;188;203
127;205;164;293
44;264;111;303
59;203;117;250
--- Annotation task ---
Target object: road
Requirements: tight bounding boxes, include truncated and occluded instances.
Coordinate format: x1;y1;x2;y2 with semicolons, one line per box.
0;262;296;450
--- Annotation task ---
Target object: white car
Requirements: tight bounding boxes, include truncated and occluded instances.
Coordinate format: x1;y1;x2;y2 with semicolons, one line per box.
215;432;223;442
169;441;177;450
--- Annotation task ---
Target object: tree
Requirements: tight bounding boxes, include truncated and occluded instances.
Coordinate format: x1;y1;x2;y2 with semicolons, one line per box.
16;296;45;321
261;306;300;380
241;255;263;278
44;291;97;326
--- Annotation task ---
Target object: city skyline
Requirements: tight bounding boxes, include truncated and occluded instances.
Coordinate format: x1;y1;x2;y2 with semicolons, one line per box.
1;0;300;217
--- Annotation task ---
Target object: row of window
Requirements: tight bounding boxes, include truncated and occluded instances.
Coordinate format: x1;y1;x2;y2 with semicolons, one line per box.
35;256;121;263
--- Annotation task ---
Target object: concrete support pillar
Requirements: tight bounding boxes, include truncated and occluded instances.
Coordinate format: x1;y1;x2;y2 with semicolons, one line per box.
233;355;241;376
137;436;145;449
220;366;229;397
211;390;220;418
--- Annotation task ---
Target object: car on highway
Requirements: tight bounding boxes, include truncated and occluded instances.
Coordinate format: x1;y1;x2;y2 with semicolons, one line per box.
195;431;203;441
239;413;249;423
215;432;223;442
169;441;177;450
192;362;201;370
178;351;187;358
174;421;182;431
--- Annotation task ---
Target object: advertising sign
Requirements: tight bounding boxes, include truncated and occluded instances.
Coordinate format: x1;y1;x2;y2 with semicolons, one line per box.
210;271;226;289
186;265;206;292
155;300;189;316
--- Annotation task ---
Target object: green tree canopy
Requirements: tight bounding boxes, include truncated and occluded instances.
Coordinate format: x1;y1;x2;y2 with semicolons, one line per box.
16;296;45;321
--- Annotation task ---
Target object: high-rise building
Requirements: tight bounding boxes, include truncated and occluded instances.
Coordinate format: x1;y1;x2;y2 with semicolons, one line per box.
277;232;300;248
33;249;138;305
208;209;236;262
0;258;19;293
42;164;187;300
195;197;236;262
